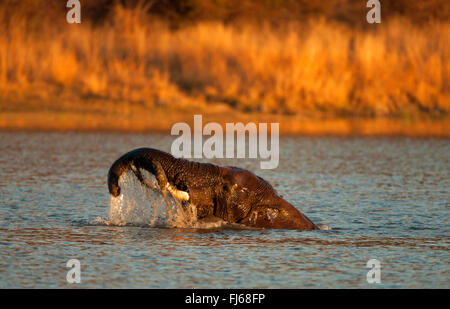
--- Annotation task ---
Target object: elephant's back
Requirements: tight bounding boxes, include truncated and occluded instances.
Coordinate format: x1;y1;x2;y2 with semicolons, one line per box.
166;159;222;191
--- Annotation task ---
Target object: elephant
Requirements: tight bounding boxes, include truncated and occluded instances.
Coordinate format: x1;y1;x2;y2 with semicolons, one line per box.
107;148;318;230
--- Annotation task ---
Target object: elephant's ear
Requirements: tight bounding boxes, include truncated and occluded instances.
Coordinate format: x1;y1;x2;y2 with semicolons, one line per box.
215;168;254;222
225;185;253;223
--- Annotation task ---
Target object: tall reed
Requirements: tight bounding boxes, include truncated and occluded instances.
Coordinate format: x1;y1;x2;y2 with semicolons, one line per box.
0;3;448;118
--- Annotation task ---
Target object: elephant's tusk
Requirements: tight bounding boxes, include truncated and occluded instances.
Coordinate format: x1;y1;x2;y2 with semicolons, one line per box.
130;163;139;174
166;184;190;201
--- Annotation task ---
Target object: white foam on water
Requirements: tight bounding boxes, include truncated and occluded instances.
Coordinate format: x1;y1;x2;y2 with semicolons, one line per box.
317;224;331;231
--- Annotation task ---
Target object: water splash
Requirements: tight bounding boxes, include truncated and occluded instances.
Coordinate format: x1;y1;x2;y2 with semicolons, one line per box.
94;170;230;229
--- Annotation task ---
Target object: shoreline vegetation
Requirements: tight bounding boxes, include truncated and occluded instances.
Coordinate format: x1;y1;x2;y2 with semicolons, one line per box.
0;0;449;136
2;109;448;137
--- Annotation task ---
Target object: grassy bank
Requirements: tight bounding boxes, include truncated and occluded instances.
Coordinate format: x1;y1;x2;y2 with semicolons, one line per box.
0;1;449;135
1;106;449;137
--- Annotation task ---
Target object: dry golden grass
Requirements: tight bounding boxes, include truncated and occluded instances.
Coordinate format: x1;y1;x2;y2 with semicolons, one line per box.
0;3;449;134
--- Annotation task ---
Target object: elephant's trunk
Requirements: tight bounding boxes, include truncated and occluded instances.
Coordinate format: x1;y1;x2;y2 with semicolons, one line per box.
107;149;149;197
107;148;179;197
107;157;131;197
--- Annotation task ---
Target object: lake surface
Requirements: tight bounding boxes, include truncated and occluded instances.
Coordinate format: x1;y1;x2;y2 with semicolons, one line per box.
0;132;448;288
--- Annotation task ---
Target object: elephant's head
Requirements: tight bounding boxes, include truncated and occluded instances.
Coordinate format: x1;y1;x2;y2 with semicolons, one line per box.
216;167;318;230
240;198;318;230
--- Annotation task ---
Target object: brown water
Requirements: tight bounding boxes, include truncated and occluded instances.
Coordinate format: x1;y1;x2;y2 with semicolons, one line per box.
0;132;449;288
